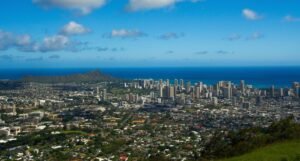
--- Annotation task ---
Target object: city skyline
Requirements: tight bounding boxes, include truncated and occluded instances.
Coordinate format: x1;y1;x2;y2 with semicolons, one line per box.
1;0;300;68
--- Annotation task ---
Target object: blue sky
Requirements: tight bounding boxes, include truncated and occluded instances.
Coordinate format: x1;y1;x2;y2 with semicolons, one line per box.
0;0;300;68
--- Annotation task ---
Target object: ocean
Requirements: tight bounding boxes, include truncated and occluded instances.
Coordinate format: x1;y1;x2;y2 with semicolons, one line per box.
0;67;300;88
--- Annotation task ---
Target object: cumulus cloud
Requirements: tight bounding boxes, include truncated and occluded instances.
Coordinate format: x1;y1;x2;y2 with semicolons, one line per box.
159;32;185;40
0;30;32;51
126;0;201;11
104;29;147;39
38;35;69;52
126;0;176;11
60;21;90;36
0;29;88;53
33;0;106;15
242;9;261;20
0;25;92;53
283;15;300;22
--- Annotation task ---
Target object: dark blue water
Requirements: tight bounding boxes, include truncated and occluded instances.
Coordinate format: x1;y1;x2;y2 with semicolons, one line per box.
0;67;300;88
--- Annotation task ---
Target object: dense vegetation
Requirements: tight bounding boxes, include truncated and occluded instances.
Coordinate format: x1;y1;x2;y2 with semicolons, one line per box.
22;70;118;83
201;116;300;160
220;139;300;161
1;117;300;161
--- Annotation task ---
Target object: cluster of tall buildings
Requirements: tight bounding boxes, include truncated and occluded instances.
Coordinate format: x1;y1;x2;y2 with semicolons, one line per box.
96;87;107;101
133;79;300;101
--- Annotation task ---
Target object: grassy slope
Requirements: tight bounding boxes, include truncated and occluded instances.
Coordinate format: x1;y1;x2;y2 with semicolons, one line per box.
220;140;300;161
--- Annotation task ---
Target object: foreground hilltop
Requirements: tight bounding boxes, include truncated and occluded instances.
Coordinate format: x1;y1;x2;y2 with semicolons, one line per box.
22;70;118;83
221;140;300;161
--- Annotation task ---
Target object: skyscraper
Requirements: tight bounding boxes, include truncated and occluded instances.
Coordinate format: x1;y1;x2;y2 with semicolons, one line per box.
166;79;170;87
293;82;300;98
159;85;164;98
174;79;178;87
240;80;245;95
196;86;200;99
186;81;191;93
279;88;284;97
180;79;184;90
96;87;100;97
169;86;175;98
221;81;232;99
271;85;275;97
102;89;107;101
198;82;203;94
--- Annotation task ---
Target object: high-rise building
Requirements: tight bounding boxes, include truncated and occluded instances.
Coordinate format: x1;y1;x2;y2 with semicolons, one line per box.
279;88;284;97
240;80;245;95
223;87;231;99
195;86;201;99
214;84;220;97
166;79;170;87
169;86;175;98
164;86;169;98
159;85;164;98
219;81;232;99
174;79;178;87
271;85;275;97
293;82;300;98
180;79;184;89
186;81;191;93
159;79;163;86
102;89;107;101
198;82;203;93
96;87;100;97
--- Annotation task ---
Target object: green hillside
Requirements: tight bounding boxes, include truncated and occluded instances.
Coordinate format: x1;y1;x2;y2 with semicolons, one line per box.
220;140;300;161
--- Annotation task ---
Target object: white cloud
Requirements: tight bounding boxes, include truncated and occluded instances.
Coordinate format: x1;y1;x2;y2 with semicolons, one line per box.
0;30;32;51
33;0;106;15
284;15;300;22
126;0;176;11
60;21;90;36
104;29;147;39
126;0;201;11
242;9;261;20
39;35;69;52
0;28;89;53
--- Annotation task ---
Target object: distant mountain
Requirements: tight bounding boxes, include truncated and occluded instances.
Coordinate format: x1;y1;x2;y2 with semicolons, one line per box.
22;70;118;83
